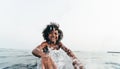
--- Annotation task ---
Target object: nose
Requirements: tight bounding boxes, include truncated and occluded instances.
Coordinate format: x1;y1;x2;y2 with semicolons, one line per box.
51;33;55;37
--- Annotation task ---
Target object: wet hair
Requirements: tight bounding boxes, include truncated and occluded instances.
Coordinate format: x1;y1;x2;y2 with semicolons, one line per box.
42;22;63;44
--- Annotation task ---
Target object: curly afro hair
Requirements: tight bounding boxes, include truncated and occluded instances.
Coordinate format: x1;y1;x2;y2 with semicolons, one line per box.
42;22;63;44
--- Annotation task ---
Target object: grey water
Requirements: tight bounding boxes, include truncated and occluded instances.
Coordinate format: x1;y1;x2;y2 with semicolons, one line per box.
0;48;120;69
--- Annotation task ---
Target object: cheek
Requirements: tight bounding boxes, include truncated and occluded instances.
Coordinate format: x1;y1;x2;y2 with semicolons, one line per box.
48;35;51;38
56;35;59;39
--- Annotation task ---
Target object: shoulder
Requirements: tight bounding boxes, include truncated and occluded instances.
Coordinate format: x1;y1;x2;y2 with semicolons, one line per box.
58;42;69;50
41;41;48;45
37;41;48;48
58;42;64;47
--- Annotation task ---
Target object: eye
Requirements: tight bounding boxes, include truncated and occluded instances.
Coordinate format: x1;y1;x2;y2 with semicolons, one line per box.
55;33;57;35
55;32;58;35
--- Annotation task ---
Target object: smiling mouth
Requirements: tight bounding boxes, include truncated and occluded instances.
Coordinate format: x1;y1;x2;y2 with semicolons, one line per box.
51;37;56;41
50;37;57;42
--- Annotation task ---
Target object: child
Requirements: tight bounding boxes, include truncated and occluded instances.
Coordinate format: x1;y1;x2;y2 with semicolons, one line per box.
32;23;84;69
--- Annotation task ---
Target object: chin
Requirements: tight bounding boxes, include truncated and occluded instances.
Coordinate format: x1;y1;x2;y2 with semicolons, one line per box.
50;41;56;44
53;42;56;44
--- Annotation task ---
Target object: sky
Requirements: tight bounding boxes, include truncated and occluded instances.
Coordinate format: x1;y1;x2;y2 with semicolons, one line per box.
0;0;120;52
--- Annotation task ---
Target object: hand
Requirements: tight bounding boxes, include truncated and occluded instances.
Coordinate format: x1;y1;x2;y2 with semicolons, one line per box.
72;59;84;69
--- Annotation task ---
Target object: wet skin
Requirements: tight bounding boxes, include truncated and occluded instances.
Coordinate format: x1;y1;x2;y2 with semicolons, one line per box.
32;29;84;69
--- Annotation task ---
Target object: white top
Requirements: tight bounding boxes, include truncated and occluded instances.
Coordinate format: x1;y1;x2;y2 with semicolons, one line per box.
37;46;74;69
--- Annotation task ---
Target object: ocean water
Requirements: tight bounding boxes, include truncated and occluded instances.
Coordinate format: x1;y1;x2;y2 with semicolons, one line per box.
0;48;120;69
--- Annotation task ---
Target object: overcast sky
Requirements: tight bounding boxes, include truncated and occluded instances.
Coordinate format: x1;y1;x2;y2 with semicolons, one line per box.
0;0;120;52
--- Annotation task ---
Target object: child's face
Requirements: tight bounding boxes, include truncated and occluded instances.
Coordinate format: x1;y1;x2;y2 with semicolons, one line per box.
48;29;59;44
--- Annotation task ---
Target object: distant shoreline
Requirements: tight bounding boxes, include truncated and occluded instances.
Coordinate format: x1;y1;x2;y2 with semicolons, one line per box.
107;51;120;53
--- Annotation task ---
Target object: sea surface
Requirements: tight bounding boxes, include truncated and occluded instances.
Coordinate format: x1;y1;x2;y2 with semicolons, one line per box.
0;48;120;69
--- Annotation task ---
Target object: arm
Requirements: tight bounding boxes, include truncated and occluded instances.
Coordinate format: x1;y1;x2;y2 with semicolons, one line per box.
59;42;84;69
32;42;48;58
59;42;77;60
32;42;57;69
